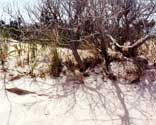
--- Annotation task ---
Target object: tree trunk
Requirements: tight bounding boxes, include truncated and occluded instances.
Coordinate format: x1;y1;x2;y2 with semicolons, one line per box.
69;30;84;70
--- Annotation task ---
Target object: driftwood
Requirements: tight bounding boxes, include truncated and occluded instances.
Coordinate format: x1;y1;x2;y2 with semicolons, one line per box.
6;87;35;95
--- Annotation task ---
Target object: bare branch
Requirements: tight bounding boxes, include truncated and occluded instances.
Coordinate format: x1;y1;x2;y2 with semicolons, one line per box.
107;34;156;50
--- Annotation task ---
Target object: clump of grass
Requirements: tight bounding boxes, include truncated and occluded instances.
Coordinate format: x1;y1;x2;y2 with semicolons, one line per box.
0;40;9;70
13;43;25;67
27;42;40;77
49;48;62;77
64;58;76;73
28;59;38;77
27;42;38;64
0;29;10;70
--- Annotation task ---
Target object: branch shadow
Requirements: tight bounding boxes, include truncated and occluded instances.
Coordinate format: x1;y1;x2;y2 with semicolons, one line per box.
4;69;156;125
111;81;131;125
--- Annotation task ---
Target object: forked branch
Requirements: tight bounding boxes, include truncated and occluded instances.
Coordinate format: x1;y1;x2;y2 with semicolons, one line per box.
107;34;156;50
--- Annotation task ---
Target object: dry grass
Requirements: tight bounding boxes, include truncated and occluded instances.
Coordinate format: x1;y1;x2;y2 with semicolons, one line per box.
0;40;99;78
137;39;156;63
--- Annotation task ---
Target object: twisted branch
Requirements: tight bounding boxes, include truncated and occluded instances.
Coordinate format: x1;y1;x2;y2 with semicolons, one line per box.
107;34;156;50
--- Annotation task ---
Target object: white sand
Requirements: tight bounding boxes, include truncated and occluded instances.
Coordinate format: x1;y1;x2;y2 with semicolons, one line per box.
0;68;156;125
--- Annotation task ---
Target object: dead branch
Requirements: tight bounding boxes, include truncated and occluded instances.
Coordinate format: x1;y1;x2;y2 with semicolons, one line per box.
107;34;156;51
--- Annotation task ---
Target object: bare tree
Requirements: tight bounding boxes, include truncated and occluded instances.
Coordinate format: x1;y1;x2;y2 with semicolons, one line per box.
7;0;156;70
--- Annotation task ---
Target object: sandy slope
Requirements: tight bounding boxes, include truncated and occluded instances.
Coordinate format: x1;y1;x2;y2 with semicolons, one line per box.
0;41;156;125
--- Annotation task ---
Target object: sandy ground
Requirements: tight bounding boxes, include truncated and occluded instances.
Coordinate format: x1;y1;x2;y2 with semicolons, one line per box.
0;41;156;125
0;67;156;125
